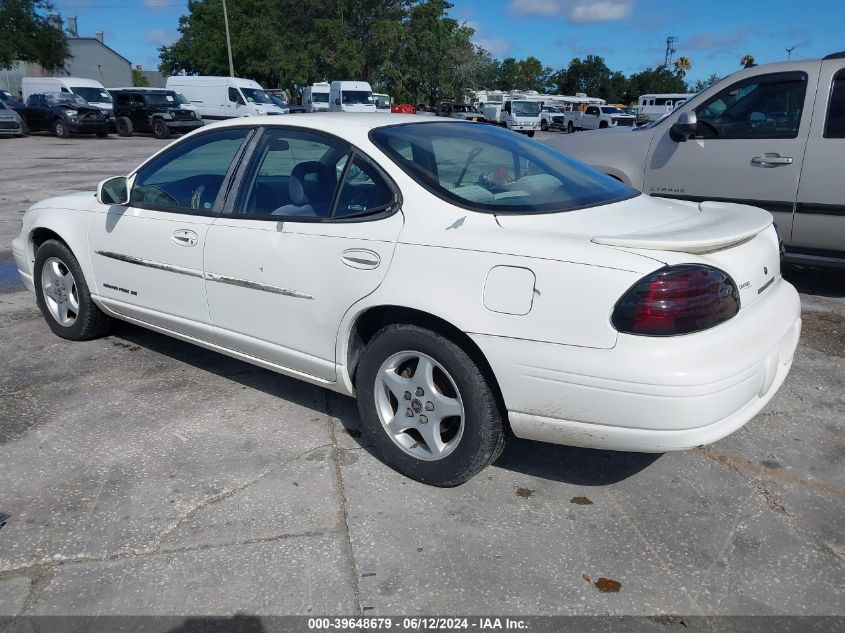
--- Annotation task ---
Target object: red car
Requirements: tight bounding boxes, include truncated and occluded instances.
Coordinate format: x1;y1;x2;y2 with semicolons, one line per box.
391;103;416;114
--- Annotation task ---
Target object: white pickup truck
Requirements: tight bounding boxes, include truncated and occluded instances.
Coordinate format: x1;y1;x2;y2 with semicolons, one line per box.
563;105;637;133
545;53;845;267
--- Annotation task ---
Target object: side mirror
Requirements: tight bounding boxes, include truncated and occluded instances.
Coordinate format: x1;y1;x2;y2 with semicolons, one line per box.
670;110;697;142
97;176;129;205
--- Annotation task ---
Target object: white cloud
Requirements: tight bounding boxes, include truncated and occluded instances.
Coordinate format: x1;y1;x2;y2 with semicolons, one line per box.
684;29;751;51
465;19;513;57
145;28;178;46
144;0;172;9
508;0;634;22
569;1;633;22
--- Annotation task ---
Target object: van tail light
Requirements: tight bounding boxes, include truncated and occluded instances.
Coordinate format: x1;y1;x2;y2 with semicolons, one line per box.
612;265;740;336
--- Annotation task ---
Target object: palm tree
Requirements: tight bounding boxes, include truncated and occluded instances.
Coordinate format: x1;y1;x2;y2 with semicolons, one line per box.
741;54;756;68
674;56;691;79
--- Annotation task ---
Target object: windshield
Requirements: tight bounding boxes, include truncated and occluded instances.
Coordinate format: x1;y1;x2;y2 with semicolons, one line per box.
342;91;374;105
312;92;329;103
71;86;112;103
371;122;635;213
47;93;88;107
172;91;190;105
511;101;540;117
240;88;274;105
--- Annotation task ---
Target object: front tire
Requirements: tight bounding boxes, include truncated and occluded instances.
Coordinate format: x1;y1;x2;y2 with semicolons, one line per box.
34;240;111;341
540;119;548;131
567;121;574;133
116;116;133;136
54;119;70;138
152;118;171;139
526;130;535;138
356;324;506;486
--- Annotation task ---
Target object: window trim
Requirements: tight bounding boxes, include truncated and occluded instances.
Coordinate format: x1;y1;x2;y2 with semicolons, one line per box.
128;125;256;216
823;68;845;139
693;71;809;141
222;125;402;223
368;121;639;216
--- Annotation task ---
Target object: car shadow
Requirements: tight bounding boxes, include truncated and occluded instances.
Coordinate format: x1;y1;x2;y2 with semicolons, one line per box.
783;264;845;299
111;321;661;487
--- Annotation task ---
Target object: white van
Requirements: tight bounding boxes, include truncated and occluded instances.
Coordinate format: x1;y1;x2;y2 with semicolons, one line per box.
373;93;391;112
329;81;375;113
165;76;283;120
302;82;330;113
22;76;113;116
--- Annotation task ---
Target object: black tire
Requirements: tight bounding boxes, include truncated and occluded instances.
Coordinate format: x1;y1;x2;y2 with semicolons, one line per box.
526;130;535;138
567;121;574;133
356;324;506;486
54;119;70;138
540;119;548;131
34;240;111;341
18;120;29;137
599;121;608;129
116;116;133;137
152;118;171;139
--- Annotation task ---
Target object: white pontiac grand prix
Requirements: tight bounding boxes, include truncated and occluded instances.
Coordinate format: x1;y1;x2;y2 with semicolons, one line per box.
12;114;801;486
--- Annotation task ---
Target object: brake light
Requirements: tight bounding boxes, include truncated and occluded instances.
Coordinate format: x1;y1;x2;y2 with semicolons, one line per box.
612;265;740;336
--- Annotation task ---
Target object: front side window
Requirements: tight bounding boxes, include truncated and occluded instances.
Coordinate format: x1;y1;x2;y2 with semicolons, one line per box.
228;87;243;104
371;122;635;213
695;72;807;139
236;128;349;218
334;156;395;219
131;128;250;212
824;70;845;138
241;88;273;105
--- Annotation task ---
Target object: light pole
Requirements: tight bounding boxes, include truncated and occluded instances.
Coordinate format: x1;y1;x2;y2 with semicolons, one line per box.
222;0;234;77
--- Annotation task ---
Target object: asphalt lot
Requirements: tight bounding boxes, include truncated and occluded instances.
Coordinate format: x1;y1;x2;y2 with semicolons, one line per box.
0;132;843;622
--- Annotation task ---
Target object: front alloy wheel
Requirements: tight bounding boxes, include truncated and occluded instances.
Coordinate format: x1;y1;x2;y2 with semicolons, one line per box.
41;257;79;327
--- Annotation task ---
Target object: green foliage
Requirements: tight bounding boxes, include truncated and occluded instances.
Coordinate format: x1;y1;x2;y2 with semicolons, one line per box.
0;0;69;71
692;73;721;92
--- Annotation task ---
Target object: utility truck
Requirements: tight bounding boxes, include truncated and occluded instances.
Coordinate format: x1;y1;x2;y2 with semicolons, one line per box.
481;99;540;136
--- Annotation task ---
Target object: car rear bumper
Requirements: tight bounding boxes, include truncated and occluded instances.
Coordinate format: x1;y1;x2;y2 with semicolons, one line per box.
472;278;801;452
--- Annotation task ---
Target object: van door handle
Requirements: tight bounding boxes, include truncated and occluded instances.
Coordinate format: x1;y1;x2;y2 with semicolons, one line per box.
751;153;793;167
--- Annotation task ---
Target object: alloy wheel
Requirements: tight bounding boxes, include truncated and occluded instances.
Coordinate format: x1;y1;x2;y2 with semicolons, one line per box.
40;257;79;327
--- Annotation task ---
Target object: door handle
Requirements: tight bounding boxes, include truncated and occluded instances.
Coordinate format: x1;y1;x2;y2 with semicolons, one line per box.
751;153;793;167
172;229;198;247
341;249;380;270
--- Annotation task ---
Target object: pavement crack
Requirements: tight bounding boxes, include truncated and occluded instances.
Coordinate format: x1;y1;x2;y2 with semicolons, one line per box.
327;390;363;615
151;443;333;551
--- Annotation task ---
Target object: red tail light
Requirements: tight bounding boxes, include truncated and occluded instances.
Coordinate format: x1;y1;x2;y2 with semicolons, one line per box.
612;265;740;336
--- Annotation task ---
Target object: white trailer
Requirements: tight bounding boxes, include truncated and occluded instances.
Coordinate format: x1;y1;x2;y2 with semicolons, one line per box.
635;93;693;124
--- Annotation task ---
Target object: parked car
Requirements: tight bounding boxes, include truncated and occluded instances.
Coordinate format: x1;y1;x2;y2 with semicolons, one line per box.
539;105;565;131
0;100;26;136
22;77;114;122
0;90;24;111
110;88;204;139
165;75;284;120
545;53;845;268
268;95;306;113
19;92;108;138
12;115;800;486
563;105;637;132
391;103;416;114
436;102;486;122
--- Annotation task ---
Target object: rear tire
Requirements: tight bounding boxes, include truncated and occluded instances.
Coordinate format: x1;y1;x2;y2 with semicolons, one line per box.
34;240;111;341
54;119;70;138
356;324;506;486
567;121;574;133
116;116;133;137
152;118;171;139
540;119;548;131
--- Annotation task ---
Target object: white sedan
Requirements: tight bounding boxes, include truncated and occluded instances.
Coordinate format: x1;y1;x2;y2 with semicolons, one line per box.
12;114;801;486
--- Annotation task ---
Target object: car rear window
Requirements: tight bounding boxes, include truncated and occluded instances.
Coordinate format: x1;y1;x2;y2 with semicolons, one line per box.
370;122;636;213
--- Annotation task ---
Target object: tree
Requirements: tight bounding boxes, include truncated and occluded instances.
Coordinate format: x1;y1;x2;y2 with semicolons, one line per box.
673;56;691;79
625;67;688;103
692;73;720;92
741;54;756;68
0;0;69;71
132;65;150;87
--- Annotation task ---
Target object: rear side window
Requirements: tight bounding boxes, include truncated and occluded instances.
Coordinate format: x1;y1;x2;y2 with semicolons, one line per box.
824;70;845;138
695;72;807;139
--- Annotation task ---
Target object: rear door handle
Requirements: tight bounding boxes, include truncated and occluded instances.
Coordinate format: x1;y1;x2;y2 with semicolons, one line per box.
751;153;793;167
172;229;198;247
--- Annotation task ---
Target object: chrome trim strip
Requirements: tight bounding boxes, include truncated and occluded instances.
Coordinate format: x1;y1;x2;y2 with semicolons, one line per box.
203;272;314;300
95;251;203;278
96;251;314;300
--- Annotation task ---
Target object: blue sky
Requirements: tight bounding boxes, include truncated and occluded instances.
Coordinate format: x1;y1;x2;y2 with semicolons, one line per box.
51;0;843;85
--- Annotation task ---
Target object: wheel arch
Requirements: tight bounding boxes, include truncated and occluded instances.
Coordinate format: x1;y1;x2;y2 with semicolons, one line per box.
342;304;507;416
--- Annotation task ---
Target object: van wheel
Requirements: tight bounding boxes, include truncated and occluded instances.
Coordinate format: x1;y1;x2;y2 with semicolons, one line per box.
356;324;507;487
540;119;548;131
116;116;133;137
152;118;171;139
34;240;111;341
567;121;574;133
54;119;70;138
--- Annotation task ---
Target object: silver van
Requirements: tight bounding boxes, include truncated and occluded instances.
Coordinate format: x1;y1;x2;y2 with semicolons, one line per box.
545;53;845;268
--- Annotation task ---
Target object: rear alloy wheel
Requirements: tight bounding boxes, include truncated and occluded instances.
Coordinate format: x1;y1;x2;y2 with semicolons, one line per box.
116;116;133;136
54;119;70;138
357;324;506;486
34;240;111;340
152;118;171;139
